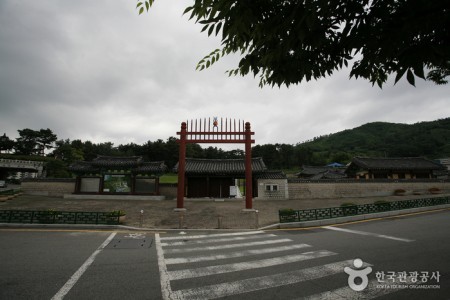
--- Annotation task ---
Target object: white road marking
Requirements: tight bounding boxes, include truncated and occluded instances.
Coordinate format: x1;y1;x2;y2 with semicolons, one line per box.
51;232;117;300
302;278;418;300
168;250;337;280
323;226;414;242
163;238;293;254
159;230;264;241
165;243;312;265
172;260;369;299
124;233;146;239
155;233;181;300
161;233;277;247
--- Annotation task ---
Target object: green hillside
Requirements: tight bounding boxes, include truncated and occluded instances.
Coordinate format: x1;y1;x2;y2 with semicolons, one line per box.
299;118;450;164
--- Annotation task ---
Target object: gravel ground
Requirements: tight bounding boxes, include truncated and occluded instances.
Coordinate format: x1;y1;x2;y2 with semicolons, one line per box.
1;193;447;229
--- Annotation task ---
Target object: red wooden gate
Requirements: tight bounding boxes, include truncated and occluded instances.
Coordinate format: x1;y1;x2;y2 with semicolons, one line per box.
176;118;255;209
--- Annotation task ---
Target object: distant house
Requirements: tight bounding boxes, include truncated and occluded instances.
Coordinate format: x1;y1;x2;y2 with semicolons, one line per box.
174;157;287;199
345;157;447;180
69;156;166;195
296;165;347;180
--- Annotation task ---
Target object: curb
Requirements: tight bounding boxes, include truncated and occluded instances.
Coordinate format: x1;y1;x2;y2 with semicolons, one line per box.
0;223;260;232
270;204;450;229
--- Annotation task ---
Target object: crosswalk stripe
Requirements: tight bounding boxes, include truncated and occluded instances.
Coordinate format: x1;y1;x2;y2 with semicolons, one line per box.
168;250;337;280
165;243;312;265
301;278;417;300
323;226;414;242
161;233;277;247
163;238;292;254
172;260;366;299
159;230;264;241
154;234;177;300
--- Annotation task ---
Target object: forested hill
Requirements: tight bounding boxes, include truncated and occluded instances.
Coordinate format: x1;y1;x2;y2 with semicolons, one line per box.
1;119;449;174
296;118;450;164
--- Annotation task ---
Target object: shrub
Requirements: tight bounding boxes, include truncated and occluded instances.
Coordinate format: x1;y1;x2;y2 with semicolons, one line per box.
279;208;295;214
106;210;126;224
107;210;126;217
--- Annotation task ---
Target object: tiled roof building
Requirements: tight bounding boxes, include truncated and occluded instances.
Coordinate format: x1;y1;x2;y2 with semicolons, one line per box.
346;157;447;179
174;157;287;198
69;156;166;175
174;157;267;175
296;165;347;180
68;156;166;195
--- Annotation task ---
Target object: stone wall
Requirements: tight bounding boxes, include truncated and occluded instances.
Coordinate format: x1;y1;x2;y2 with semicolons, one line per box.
19;178;450;200
288;179;450;199
159;183;177;200
21;178;76;197
22;179;177;199
256;179;289;200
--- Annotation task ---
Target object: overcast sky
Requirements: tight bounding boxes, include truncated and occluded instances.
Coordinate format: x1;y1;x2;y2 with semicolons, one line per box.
1;0;449;150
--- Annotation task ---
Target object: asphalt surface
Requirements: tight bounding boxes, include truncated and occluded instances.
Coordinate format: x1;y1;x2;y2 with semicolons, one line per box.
1;208;449;300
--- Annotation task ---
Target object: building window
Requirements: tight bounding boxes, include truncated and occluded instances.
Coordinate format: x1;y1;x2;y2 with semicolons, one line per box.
265;184;278;192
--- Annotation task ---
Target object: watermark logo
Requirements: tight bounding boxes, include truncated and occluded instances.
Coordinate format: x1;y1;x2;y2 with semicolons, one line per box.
344;259;442;292
344;258;373;291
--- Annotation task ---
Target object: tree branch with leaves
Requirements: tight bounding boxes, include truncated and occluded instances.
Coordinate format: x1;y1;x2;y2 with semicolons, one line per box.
137;0;449;88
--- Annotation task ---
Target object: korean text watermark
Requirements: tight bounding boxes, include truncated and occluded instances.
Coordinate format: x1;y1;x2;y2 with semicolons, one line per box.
345;259;441;291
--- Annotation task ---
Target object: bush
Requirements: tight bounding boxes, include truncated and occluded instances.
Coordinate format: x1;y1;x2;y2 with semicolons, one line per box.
107;210;126;217
106;210;126;224
340;202;356;207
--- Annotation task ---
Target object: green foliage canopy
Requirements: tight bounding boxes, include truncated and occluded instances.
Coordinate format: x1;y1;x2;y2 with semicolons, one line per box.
14;128;57;156
137;0;449;87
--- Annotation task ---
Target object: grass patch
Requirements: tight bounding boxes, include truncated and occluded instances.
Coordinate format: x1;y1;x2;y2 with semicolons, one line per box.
160;173;178;184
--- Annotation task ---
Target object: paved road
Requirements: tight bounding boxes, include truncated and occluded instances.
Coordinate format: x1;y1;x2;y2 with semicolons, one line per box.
0;230;162;300
1;208;449;299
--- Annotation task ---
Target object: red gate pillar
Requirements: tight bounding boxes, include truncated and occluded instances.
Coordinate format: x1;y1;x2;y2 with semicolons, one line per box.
176;122;187;209
244;122;253;209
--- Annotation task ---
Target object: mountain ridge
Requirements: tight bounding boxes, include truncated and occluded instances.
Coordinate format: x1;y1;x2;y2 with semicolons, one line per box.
297;118;450;164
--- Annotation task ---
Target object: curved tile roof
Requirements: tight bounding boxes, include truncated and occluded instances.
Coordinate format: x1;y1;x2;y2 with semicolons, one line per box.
254;171;287;179
351;157;445;170
90;155;143;168
134;161;167;173
67;161;99;173
174;157;267;174
68;156;166;174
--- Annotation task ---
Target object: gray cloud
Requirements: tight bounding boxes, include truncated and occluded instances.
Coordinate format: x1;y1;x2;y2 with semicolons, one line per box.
1;0;449;148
